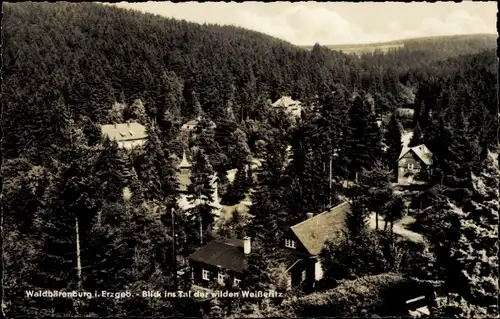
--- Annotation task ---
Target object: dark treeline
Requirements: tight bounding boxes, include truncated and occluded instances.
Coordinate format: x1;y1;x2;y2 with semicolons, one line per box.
2;2;498;318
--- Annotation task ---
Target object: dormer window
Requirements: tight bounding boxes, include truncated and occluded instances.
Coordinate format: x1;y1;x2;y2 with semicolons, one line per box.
119;132;126;137
129;130;134;136
234;278;241;287
285;238;296;249
218;272;225;285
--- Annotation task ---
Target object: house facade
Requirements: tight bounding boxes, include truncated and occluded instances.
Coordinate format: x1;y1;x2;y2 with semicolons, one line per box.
397;144;433;185
188;237;250;289
282;202;352;291
272;96;302;119
100;122;147;149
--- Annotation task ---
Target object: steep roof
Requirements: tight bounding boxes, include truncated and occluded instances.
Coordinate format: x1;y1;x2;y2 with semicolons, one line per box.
100;122;147;141
398;144;433;166
188;238;246;273
291;202;351;256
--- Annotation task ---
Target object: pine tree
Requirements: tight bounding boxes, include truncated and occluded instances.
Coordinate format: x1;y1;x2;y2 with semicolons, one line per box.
409;122;423;147
383;112;403;180
187;148;216;246
94;138;131;203
223;167;247;205
350;162;393;231
137;123;179;206
342;94;382;179
31;108;96;315
442;110;481;188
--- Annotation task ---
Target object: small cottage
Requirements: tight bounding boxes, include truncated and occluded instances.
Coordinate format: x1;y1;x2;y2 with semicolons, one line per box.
397;144;433;185
272;96;302;119
187;237;251;289
282;202;352;291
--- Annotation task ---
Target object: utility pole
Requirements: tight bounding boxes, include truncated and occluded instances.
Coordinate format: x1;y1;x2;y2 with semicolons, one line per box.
171;207;177;291
75;217;82;290
329;155;333;207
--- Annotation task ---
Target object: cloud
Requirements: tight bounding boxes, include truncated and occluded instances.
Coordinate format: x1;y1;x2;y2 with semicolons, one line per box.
232;5;376;45
112;2;496;45
388;9;494;40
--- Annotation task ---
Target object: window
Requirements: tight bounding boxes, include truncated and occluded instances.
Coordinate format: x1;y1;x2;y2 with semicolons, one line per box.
302;270;306;282
202;269;209;281
407;163;414;170
234;278;241;287
218;272;225;285
285;238;296;249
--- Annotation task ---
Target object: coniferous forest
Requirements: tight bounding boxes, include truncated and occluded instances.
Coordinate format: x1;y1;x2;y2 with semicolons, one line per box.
1;2;498;318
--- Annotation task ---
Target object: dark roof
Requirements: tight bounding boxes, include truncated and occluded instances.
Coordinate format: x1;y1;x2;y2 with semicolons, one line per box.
291;202;351;256
187;238;246;273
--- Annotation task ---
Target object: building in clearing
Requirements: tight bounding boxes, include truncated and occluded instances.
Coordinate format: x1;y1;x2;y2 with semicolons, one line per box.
181;116;217;132
272;96;302;119
100;122;147;149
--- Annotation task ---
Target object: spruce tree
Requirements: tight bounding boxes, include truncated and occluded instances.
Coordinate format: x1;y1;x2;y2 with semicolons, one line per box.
223;166;247;205
94;138;131;203
31;109;96;315
137;123;179;206
342;94;382;180
187;148;216;246
408;122;423;147
384;112;403;180
442;110;481;188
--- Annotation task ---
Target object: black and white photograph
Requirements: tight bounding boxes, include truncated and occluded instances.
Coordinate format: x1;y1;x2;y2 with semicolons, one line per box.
1;1;498;318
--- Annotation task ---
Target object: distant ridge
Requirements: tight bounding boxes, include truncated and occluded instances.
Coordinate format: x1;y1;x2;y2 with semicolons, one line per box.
301;33;497;54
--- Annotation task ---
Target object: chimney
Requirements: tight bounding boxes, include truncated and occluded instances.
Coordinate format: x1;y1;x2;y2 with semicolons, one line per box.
243;236;251;254
114;123;117;128
127;121;130;127
307;212;314;219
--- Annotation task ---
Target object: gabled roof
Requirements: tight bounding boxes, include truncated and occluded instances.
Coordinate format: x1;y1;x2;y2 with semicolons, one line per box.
398;144;433;166
272;96;301;108
100;122;147;142
291;202;351;256
187;238;246;273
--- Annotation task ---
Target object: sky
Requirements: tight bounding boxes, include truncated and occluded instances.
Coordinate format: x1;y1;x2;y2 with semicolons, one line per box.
112;1;497;46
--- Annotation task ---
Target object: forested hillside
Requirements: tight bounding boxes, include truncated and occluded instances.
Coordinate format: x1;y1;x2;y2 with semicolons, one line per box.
302;33;497;56
3;3;497;163
2;2;498;318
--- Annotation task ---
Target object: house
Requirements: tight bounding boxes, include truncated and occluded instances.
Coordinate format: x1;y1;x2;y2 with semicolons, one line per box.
187;202;351;292
181;116;217;132
187;236;301;290
188;201;423;293
187;237;251;289
272;96;302;119
282;202;352;291
176;151;222;218
100;122;147;149
397;144;433;185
